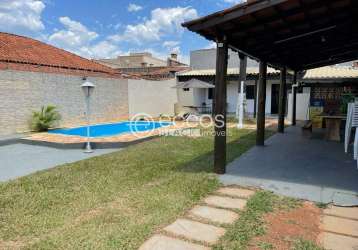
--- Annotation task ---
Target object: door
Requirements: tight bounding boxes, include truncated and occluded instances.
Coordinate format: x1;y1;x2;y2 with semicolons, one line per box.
271;84;279;114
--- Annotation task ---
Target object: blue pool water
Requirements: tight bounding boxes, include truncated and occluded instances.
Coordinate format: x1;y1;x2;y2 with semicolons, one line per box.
48;121;172;138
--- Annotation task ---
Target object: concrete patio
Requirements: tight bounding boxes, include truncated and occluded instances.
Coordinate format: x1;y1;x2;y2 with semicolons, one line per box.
221;126;358;206
0;143;120;182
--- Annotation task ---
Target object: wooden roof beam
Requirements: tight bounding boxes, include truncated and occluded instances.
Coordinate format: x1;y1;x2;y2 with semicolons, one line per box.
183;0;289;31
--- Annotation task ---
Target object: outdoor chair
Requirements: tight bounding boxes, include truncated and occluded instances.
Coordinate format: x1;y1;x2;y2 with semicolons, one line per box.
344;101;358;169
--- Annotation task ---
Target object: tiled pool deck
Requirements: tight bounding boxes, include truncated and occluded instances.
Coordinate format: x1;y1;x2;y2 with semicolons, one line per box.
22;121;198;147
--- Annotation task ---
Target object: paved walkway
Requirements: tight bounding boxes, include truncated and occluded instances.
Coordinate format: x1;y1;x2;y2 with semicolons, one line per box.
320;206;358;250
221;126;358;206
0;143;120;182
139;187;255;250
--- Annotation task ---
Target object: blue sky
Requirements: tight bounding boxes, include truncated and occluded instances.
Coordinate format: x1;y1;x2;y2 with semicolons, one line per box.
0;0;244;63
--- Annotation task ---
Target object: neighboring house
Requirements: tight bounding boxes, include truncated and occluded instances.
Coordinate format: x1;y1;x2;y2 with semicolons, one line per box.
0;32;130;136
95;52;188;80
95;52;167;69
95;52;187;71
127;66;189;81
176;48;358;121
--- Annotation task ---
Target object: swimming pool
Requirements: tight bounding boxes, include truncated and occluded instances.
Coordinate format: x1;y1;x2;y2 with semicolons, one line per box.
48;121;172;138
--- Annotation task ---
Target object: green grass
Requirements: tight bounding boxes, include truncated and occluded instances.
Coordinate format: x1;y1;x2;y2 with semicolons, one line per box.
257;241;274;250
315;202;329;209
213;191;301;250
293;239;325;250
0;128;265;249
226;116;257;125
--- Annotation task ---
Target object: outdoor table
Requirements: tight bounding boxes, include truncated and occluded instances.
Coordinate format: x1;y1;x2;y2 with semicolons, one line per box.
320;115;346;141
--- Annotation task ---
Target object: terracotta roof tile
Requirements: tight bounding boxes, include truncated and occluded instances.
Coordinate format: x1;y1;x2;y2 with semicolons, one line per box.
0;32;123;78
303;66;358;79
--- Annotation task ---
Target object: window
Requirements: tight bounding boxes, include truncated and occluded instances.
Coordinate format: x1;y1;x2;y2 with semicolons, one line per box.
183;88;190;92
246;85;255;99
208;88;214;100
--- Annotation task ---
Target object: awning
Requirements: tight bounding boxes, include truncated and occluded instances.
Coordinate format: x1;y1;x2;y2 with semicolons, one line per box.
172;79;215;89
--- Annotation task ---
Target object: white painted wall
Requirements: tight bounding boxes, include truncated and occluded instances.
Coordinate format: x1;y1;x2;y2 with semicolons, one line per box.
193;88;206;107
247;100;255;114
128;79;178;117
227;82;238;113
177;88;195;106
287;90;311;121
175;79;281;115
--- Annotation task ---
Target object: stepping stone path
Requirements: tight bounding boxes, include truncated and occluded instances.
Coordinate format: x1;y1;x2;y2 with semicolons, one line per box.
320;205;358;250
139;186;255;250
164;219;225;244
189;206;239;224
204;196;247;210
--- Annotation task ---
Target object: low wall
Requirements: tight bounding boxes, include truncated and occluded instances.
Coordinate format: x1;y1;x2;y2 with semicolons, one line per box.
0;70;129;136
128;79;178;117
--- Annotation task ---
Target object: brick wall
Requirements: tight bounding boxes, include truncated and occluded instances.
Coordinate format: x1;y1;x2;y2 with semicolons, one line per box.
0;70;129;136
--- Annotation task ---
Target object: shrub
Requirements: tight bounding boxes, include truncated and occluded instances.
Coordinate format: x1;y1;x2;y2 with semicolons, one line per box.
31;105;61;132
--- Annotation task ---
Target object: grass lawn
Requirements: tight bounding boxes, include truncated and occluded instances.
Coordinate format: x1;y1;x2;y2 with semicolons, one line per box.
0;127;265;249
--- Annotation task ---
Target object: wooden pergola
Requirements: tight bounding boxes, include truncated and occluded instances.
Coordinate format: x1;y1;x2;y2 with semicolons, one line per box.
183;0;358;174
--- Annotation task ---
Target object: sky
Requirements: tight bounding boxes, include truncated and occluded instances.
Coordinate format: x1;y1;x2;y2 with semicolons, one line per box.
0;0;245;63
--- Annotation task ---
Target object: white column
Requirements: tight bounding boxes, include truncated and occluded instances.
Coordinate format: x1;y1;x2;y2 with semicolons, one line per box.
238;81;244;128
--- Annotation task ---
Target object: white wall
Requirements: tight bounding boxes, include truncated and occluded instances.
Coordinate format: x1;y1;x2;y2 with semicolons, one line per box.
193;89;206;107
227;82;238;113
177;88;195;106
247;100;255;114
287;89;311;121
190;48;259;70
241;80;280;114
128;79;178;117
175;79;280;115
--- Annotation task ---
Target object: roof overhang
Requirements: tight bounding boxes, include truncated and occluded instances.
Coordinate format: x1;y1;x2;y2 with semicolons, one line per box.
183;0;358;71
173;79;215;89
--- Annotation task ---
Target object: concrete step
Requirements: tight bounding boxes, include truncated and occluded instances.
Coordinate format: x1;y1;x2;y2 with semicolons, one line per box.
324;206;358;220
320;232;358;250
189;205;239;224
217;187;255;199
204;195;247;210
164;218;225;244
139;235;209;250
321;216;358;237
